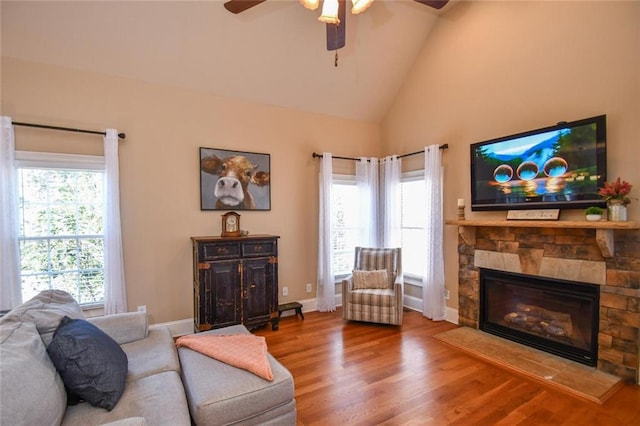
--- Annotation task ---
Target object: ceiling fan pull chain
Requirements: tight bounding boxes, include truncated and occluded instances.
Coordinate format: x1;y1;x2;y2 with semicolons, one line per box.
333;22;339;67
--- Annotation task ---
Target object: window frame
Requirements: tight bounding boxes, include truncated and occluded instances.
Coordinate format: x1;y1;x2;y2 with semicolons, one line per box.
400;170;426;286
331;173;358;281
15;150;106;308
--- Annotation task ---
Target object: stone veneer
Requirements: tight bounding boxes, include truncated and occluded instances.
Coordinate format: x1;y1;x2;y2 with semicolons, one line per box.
457;226;640;383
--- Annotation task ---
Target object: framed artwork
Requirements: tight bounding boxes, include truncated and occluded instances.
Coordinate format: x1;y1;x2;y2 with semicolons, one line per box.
200;147;271;211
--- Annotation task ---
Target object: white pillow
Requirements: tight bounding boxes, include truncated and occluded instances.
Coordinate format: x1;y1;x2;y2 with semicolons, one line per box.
352;269;389;289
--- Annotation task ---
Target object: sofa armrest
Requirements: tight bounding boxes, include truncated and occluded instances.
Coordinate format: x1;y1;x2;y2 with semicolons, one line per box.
88;312;148;345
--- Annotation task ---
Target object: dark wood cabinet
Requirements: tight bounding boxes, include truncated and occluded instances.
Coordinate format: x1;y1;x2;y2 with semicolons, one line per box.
191;235;279;332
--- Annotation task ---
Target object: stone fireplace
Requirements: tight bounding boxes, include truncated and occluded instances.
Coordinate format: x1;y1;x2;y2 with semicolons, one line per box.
451;221;640;383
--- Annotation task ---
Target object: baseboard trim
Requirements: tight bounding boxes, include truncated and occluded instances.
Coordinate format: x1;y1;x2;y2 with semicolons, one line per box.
155;299;459;336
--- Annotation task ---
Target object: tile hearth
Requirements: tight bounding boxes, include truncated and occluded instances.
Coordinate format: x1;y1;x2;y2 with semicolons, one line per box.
434;327;623;404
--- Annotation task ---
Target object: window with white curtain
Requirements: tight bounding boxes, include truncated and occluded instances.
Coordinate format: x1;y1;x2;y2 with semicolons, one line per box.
16;151;105;306
400;170;426;284
331;171;428;282
331;175;359;278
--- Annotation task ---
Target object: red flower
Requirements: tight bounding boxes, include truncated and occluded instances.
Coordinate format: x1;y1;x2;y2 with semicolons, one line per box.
598;177;633;206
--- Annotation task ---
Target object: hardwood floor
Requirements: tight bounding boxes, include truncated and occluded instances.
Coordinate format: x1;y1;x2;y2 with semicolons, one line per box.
254;309;640;425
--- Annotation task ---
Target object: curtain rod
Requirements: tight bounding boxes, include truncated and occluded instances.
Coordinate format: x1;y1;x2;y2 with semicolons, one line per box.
311;144;448;161
13;121;126;140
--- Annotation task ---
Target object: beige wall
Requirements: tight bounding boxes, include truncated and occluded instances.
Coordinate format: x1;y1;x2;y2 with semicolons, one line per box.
3;1;639;324
2;57;381;324
382;1;640;311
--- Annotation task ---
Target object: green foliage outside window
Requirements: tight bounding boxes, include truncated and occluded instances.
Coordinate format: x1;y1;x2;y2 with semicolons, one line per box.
18;168;105;305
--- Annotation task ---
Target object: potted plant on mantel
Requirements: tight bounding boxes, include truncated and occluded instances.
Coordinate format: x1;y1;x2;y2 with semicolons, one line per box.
584;206;603;222
598;177;633;222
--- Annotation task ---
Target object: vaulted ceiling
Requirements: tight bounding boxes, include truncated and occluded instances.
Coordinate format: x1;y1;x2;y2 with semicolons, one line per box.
1;0;455;122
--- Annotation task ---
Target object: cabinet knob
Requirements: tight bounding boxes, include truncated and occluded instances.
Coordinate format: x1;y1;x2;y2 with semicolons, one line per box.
217;247;229;254
253;246;263;252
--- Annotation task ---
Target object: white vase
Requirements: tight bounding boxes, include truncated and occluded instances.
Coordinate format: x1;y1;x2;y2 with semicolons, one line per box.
608;204;628;222
586;214;602;222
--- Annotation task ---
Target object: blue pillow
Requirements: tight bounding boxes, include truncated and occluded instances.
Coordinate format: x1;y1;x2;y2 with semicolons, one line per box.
47;316;128;411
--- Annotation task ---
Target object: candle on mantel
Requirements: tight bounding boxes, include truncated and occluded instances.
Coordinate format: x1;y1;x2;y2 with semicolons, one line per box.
457;198;465;220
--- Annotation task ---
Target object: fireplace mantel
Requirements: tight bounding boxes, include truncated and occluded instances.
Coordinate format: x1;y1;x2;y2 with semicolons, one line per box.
446;219;639;258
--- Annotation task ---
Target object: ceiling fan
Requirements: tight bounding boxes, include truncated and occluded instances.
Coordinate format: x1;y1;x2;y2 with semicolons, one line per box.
223;0;449;52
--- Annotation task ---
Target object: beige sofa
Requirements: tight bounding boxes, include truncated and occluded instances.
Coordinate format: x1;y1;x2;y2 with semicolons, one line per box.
0;290;296;425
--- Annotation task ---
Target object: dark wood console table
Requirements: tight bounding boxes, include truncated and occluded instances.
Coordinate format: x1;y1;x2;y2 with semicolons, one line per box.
191;235;280;332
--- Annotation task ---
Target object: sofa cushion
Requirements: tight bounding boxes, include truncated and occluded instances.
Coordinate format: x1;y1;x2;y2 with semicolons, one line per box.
62;371;191;426
121;328;181;382
179;325;295;425
47;316;128;411
0;321;67;426
89;311;148;345
0;289;85;345
352;269;389;289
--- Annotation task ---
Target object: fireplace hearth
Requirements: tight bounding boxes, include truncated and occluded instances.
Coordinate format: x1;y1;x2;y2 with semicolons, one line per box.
479;269;599;366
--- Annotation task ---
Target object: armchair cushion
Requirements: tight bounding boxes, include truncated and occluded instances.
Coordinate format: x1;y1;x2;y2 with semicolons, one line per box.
352;269;389;289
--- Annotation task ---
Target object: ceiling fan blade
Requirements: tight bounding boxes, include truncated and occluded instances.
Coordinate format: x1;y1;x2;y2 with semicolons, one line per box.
223;0;267;14
326;0;346;51
414;0;449;10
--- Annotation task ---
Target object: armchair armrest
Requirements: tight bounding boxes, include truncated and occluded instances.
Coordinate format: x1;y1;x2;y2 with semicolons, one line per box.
342;276;354;292
88;311;148;345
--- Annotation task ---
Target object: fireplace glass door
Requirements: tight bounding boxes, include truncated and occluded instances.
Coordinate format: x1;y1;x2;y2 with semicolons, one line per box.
479;269;599;366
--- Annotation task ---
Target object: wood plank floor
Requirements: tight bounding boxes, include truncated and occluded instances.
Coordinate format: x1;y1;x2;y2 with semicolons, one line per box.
254;309;640;425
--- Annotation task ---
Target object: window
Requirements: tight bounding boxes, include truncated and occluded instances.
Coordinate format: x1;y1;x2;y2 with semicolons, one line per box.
16;152;105;306
401;171;426;282
331;175;359;277
330;171;428;283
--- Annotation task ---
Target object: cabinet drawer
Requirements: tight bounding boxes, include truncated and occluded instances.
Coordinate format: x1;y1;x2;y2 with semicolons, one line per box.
242;240;276;257
200;243;241;260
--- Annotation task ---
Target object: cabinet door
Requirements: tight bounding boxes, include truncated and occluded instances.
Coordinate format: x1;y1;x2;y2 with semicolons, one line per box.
203;260;241;329
242;257;276;328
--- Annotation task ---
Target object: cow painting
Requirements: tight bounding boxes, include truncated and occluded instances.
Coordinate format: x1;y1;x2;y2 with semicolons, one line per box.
200;148;271;210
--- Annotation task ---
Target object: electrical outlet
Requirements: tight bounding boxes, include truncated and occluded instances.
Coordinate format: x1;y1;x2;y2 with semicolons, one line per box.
137;305;147;313
282;287;288;297
444;290;450;300
306;283;312;293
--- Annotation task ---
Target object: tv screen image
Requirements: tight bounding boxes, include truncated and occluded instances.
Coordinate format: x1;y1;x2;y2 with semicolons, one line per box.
470;115;606;211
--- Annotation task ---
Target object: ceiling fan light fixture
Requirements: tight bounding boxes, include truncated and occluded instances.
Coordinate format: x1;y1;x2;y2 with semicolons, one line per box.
299;0;320;10
351;0;374;15
318;0;340;24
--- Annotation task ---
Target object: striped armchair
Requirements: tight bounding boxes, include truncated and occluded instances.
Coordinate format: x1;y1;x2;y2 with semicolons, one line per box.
342;247;403;326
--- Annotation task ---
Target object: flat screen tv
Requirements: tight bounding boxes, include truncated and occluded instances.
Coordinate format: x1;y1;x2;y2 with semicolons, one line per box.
470;115;606;211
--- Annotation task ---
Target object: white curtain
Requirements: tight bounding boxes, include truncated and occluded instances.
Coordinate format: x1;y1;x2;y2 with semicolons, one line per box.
381;155;402;248
422;145;445;320
0;117;22;310
356;157;379;247
316;153;335;312
103;129;127;314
